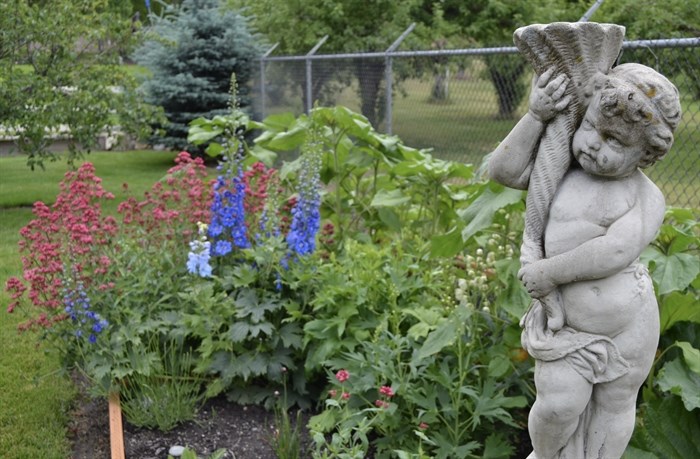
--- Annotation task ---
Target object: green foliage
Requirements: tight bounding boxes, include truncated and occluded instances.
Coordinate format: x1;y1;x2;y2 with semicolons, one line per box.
0;0;163;169
592;0;700;39
169;448;228;459
629;207;700;457
134;0;262;150
119;338;205;431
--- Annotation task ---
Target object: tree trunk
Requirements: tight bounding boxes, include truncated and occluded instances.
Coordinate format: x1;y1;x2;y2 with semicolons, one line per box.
355;58;385;128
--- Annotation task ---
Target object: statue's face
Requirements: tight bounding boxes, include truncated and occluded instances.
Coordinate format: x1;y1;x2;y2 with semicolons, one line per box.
572;99;647;178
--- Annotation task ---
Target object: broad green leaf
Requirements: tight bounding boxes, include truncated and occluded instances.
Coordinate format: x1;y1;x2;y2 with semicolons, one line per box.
377;207;402;232
205;142;223;157
370;189;410;207
656;357;700;410
675;341;700;374
659;291;700;333
416;319;458;360
500;395;528;408
487;355;511;378
647;251;699;295
430;227;464;258
621;446;660;459
261;112;297;130
459;184;524;241
248;145;277;166
187;127;223;144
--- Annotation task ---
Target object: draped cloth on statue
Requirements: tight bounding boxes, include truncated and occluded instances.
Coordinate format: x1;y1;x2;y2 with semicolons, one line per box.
521;302;631;459
521;302;630;384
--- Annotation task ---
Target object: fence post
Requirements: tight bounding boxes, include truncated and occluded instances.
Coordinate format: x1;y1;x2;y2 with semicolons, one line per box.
259;43;279;120
579;0;605;22
384;23;416;135
305;36;329;114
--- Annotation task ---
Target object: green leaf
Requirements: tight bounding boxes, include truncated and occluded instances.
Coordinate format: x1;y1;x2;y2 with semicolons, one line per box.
370;189;410;207
187;126;223;144
675;341;700;374
482;433;514;459
229;322;249;343
416;319;458;360
430;227;464;258
377;207;402;232
648;252;700;295
261;112;297;130
459;184;524;242
205;142;223;157
487;355;511;378
659;291;700;333
656;357;700;410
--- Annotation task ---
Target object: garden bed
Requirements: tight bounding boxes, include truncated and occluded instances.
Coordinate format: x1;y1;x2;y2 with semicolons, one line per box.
69;377;312;458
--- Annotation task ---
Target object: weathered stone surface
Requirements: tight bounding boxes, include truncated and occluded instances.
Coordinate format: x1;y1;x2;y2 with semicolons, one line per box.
488;21;681;459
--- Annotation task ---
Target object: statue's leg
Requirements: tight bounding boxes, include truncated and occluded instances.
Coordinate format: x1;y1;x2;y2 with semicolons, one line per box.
585;301;659;458
529;358;592;459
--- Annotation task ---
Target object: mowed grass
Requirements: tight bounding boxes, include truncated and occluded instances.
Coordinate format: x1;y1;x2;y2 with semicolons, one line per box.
0;150;180;458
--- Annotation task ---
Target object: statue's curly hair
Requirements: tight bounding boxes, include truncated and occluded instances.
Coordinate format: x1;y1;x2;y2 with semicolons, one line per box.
594;63;681;167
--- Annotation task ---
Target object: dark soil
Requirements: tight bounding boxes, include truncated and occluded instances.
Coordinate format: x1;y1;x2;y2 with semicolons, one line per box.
68;377;311;459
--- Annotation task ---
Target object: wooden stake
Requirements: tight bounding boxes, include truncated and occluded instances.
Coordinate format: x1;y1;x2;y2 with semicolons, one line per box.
108;391;125;459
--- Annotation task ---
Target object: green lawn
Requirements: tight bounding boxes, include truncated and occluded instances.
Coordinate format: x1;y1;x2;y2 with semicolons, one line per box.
0;150;180;458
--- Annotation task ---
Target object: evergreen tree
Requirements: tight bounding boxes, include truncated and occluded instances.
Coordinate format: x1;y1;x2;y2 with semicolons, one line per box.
134;0;261;150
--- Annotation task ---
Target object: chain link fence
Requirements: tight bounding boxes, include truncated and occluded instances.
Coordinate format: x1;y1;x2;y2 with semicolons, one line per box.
252;37;700;209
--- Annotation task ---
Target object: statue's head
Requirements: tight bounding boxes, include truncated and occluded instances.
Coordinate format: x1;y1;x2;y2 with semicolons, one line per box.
594;63;681;167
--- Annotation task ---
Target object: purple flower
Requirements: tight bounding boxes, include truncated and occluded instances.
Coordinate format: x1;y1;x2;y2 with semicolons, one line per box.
209;147;249;255
62;280;108;344
286;133;322;256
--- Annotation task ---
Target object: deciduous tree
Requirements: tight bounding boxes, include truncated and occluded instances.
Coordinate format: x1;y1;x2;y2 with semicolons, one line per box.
0;0;162;169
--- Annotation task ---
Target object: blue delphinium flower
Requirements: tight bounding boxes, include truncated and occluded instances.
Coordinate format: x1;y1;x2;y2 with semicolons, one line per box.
208;144;249;255
286;131;322;256
63;280;108;344
187;222;213;277
187;239;213;277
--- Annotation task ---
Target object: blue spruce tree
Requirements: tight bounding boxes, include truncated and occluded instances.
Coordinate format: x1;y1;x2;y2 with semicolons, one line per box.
134;0;261;150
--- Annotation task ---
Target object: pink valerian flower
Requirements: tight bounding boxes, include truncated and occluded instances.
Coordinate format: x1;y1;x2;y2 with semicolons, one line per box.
328;389;337;398
118;152;212;246
379;386;394;398
335;369;350;383
6;153;212;332
419;422;429;430
341;392;350;400
6;163;118;330
375;400;389;409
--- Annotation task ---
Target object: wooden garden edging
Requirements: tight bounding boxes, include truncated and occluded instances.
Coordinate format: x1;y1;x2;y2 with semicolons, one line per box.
108;391;125;459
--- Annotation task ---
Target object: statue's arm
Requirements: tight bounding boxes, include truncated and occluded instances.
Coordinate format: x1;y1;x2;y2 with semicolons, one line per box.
488;69;571;190
537;182;665;286
488;113;544;190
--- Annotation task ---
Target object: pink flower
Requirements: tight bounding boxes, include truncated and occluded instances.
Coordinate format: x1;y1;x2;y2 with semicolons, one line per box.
379;386;394;397
328;389;337;398
374;400;389;409
335;369;350;383
341;392;350;400
419;422;429;430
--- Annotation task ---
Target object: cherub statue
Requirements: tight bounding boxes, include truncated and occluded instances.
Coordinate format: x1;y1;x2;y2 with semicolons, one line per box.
488;24;682;459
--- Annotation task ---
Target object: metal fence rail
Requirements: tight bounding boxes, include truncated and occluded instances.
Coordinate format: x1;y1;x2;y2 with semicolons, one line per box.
252;37;700;209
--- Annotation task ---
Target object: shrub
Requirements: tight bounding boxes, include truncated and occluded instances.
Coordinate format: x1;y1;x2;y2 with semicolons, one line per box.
134;0;262;150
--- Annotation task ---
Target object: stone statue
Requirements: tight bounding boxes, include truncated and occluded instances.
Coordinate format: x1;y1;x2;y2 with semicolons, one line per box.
488;23;682;459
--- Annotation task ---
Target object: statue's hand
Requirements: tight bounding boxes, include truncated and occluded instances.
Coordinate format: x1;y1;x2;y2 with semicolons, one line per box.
519;261;557;298
529;68;571;122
